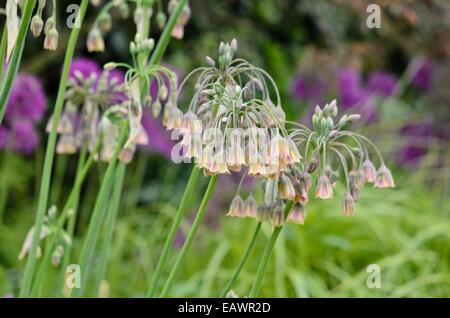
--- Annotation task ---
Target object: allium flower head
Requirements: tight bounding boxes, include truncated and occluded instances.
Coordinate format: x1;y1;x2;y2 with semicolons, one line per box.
283;99;394;223
2;73;46;155
172;39;299;177
5;74;46;123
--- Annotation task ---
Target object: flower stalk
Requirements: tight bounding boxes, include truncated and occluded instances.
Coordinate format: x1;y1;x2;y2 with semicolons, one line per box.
91;161;127;297
146;166;200;297
220;222;262;297
71;122;129;297
159;174;218;297
249;201;293;297
19;0;90;297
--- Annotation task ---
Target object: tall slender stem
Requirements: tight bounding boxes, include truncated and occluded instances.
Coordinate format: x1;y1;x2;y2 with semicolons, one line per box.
19;0;90;298
146;166;200;297
148;0;187;66
249;201;293;297
0;0;37;124
0;26;8;77
54;145;87;297
159;174;218;297
30;143;96;296
71;124;129;297
220;222;262;297
91;161;127;297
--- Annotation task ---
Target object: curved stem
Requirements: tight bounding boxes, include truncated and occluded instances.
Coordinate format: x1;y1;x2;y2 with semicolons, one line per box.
0;0;36;124
91;161;127;297
146;166;200;297
220;222;262;298
71;124;129;297
159;174;218;297
249;201;293;297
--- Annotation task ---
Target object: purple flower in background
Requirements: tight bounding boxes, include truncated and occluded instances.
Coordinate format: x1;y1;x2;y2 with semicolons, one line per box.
338;68;366;108
412;58;434;92
10;120;39;155
69;57;102;79
140;109;174;158
367;71;396;97
291;73;327;105
5;74;46;123
1;73;46;155
397;121;448;167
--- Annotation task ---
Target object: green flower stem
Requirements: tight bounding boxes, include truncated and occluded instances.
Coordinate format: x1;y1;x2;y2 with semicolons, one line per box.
146;166;200;297
30;144;96;296
249;201;293;297
159;174;218;297
54;145;88;297
19;0;90;298
0;0;36;124
148;0;186;66
220;222;262;297
71;123;129;297
91;161;127;297
0;26;8;77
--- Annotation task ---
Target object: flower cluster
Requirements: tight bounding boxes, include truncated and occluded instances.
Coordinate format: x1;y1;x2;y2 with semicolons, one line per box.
227;100;395;227
47;58;130;159
0;74;46;154
87;0;191;53
166;39;300;177
28;0;60;51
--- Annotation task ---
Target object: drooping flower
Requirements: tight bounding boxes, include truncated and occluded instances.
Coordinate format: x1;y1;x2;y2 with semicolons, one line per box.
374;164;395;188
288;203;306;225
342;192;355;216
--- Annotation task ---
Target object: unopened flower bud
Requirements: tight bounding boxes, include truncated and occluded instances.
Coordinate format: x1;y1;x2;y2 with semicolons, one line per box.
152;100;162;118
156;12;166;29
143;38;155;51
307;156;319;173
103;62;116;71
98;13;112;33
38;0;47;10
230;38;238;52
206;56;215;67
347;114;361;123
119;2;130;19
31;15;44;37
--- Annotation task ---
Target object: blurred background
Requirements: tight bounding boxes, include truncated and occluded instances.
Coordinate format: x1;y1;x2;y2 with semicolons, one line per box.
0;0;449;297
